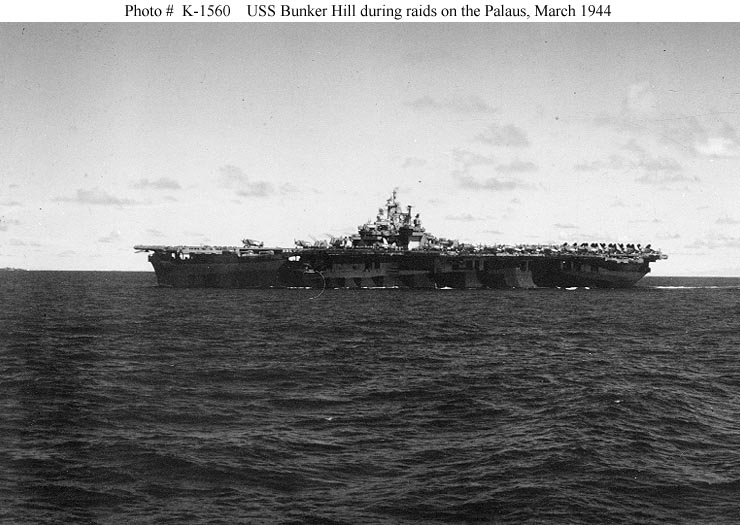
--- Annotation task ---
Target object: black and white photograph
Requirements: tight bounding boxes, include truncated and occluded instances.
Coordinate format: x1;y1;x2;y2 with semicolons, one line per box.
2;6;740;523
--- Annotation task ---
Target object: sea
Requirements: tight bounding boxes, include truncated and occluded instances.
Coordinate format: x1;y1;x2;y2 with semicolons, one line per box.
1;271;739;524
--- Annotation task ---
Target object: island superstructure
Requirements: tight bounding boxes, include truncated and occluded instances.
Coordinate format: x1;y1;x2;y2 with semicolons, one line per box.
134;190;667;289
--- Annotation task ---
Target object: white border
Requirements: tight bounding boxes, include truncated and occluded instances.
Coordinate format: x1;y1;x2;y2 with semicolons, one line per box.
2;1;739;23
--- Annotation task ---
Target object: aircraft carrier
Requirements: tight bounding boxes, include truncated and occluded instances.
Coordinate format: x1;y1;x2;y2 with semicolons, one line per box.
135;191;667;289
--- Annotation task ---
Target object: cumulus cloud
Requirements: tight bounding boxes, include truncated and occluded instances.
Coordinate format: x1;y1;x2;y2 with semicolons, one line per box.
574;141;695;185
218;164;274;197
596;83;740;158
652;116;740;158
407;95;495;114
474;123;530;147
693;135;740;158
132;177;182;190
54;188;137;206
451;148;529;191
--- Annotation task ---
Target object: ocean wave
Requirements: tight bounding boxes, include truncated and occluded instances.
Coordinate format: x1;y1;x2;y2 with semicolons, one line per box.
3;272;740;523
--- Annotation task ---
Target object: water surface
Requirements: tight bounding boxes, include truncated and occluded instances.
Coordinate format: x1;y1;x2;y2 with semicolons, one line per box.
2;272;739;523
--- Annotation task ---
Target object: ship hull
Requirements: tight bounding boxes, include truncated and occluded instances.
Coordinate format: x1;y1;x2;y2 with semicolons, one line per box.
146;250;650;289
149;253;286;288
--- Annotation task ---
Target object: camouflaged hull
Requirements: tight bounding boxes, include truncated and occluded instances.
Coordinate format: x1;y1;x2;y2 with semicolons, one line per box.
143;248;653;289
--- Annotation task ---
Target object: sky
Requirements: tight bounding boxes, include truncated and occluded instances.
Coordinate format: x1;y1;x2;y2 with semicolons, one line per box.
1;22;739;275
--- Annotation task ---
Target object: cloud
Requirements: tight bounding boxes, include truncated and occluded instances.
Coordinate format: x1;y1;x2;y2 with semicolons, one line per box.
445;213;481;222
98;231;122;243
0;200;22;207
407;95;495;114
634;172;699;185
554;223;579;230
236;182;272;197
218;164;248;186
218;164;275;197
452;149;496;169
451;148;529;191
623;81;658;119
452;149;537;174
574;154;626;172
656;232;681;240
0;217;21;232
54;188;137;206
686;233;740;250
610;199;627;208
575;141;694;185
596;83;740;158
594;83;659;129
456;174;526;191
662;117;740;158
402;157;427;168
279;182;299;194
496;160;538;173
716;216;740;225
474;123;530;147
146;228;166;237
694;136;740;158
634;156;682;173
132;177;182;190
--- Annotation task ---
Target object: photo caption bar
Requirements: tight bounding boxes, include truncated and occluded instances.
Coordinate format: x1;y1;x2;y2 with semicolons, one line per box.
3;0;740;22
